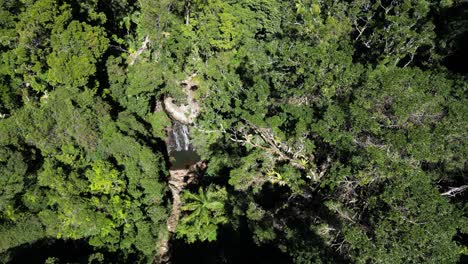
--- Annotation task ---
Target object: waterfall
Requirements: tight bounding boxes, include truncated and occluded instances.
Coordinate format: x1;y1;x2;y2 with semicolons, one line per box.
166;121;200;170
169;121;191;152
181;125;190;149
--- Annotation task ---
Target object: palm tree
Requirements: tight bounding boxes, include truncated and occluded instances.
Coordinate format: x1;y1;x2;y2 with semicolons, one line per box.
176;185;228;243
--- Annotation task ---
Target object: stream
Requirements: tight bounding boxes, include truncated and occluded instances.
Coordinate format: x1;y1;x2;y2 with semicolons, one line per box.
155;74;205;263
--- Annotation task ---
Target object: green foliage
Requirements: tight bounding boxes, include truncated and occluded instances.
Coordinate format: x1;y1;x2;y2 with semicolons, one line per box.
86;160;124;195
0;0;466;263
5;0;72;92
0;86;168;260
147;110;171;138
0;148;27;220
47;21;108;88
0;215;45;253
349;0;440;65
177;185;228;243
344;170;463;264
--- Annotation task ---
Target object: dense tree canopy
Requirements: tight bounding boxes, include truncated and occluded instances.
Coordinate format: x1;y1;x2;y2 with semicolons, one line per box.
0;0;466;263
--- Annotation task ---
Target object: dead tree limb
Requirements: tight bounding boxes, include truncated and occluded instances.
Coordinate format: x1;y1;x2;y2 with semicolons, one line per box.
129;35;150;66
441;185;468;197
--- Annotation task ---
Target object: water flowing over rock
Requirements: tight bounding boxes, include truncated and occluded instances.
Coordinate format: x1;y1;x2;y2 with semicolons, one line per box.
166;121;200;170
168;121;191;152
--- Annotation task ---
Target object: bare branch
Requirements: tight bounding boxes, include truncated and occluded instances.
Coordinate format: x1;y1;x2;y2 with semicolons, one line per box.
441;185;468;197
129;35;150;66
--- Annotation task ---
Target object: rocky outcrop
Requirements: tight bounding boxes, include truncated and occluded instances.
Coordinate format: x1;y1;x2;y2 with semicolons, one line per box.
163;74;200;124
155;162;206;264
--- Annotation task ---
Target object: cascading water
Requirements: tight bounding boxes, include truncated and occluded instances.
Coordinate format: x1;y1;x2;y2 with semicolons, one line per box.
169;121;191;152
167;121;200;169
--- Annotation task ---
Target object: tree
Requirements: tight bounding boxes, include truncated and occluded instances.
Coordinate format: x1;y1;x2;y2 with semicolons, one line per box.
46;21;109;88
0;148;27;221
0;0;466;262
177;185;228;243
344;168;463;264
